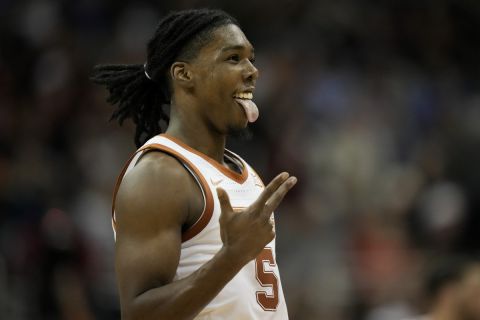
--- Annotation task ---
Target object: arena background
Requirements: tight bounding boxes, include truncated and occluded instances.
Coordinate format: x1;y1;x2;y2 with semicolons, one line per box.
1;0;480;319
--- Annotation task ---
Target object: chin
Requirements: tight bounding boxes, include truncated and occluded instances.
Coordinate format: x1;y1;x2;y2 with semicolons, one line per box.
227;126;252;141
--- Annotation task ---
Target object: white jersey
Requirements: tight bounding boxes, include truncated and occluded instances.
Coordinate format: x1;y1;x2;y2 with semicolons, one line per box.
112;134;289;320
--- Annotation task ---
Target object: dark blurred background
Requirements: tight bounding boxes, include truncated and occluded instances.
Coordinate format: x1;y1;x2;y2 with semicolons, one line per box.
1;0;480;319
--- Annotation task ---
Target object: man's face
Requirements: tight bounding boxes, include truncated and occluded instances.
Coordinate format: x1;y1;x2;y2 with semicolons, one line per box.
189;24;259;134
458;265;480;320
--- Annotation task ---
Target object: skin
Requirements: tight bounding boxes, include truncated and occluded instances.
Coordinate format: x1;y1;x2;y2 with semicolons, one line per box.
114;24;297;320
457;265;480;320
429;264;480;320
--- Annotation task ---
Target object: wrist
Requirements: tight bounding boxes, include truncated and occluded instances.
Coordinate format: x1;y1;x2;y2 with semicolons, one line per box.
217;246;250;272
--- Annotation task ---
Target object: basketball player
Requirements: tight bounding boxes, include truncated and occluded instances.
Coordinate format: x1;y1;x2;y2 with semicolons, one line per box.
91;9;296;319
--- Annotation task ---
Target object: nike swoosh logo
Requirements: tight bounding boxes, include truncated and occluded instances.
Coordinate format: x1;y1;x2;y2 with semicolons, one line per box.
210;177;224;186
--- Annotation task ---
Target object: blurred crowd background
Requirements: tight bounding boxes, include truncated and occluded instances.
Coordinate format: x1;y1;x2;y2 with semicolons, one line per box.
1;0;480;319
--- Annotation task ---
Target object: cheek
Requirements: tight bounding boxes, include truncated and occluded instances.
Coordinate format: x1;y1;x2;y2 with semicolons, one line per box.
204;72;231;102
201;67;245;125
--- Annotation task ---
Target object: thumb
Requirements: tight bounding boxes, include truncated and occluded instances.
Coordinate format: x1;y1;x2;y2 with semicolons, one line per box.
217;188;233;213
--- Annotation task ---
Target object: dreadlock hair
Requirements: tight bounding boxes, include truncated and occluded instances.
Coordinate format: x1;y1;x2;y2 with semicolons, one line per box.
91;9;239;148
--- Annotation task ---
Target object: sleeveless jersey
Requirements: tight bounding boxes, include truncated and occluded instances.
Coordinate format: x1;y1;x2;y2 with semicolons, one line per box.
112;134;289;320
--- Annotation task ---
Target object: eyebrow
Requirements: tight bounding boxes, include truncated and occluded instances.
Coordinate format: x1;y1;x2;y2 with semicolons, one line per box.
221;45;255;54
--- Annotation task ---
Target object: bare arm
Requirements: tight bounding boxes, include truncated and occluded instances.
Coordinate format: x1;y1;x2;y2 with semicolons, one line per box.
114;152;296;320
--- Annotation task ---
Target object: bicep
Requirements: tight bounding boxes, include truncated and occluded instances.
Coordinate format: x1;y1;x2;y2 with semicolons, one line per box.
115;226;182;300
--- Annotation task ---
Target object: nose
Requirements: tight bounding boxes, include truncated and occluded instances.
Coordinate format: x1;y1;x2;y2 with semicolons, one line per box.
244;60;259;83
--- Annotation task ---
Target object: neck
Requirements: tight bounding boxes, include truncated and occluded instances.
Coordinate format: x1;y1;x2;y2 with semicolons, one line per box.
166;105;227;164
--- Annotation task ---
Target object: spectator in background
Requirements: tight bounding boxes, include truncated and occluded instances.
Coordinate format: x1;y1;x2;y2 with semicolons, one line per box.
410;257;480;320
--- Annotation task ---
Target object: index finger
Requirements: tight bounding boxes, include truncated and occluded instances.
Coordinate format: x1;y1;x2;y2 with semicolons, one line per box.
252;172;290;210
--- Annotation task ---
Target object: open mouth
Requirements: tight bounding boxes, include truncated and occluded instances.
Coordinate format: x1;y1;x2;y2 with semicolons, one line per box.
233;92;253;100
233;92;258;123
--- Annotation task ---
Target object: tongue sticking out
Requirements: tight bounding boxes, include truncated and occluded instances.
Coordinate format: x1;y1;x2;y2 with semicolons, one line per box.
234;98;259;123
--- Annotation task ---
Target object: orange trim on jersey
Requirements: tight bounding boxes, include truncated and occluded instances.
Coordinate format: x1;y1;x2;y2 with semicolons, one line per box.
160;134;249;184
111;144;214;243
111;145;150;222
147;144;214;242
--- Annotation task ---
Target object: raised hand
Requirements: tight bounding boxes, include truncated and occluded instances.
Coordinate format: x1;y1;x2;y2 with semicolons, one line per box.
217;172;297;265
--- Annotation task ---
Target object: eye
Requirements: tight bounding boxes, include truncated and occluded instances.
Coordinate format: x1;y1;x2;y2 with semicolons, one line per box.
227;54;240;62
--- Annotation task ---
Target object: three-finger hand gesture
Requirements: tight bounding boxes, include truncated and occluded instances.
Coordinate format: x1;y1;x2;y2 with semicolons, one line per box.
217;172;297;265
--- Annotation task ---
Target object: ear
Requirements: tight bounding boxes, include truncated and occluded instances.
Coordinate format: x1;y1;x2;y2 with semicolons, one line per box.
170;62;194;88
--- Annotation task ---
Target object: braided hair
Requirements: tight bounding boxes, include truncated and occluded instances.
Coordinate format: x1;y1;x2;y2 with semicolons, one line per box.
91;9;239;147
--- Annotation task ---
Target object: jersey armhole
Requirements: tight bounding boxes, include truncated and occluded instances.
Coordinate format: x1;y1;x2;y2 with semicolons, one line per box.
111;144;214;243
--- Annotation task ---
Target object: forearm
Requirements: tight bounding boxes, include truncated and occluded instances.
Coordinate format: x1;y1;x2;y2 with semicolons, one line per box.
122;247;244;320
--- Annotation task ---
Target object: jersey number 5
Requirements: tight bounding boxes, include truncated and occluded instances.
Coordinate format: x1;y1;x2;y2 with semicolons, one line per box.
255;247;279;311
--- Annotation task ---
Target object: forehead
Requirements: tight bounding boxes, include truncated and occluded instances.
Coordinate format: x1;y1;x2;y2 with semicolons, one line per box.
199;24;253;56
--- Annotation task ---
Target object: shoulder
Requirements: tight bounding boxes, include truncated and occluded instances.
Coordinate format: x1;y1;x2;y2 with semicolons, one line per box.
115;151;200;234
